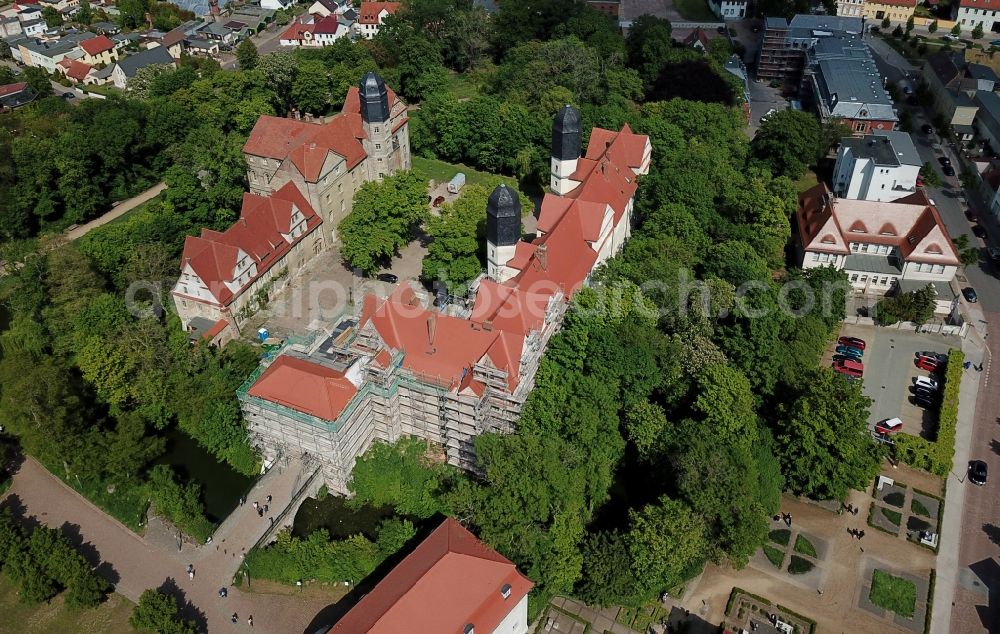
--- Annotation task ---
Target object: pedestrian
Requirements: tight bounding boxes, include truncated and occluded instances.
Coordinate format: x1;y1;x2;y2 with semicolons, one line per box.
817;588;823;595
787;513;792;527
859;530;865;540
266;494;272;504
258;508;264;518
263;504;269;514
231;613;238;624
239;496;244;506
253;501;259;511
848;528;856;539
219;587;227;598
854;507;859;516
269;517;274;526
186;563;193;574
248;615;254;627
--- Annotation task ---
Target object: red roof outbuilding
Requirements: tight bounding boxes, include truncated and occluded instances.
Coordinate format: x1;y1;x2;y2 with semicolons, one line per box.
80;34;114;56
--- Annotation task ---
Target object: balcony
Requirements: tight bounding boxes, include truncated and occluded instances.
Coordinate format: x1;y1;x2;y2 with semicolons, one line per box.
844;254;903;276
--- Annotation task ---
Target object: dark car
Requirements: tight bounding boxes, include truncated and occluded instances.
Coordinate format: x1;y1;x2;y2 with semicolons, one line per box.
969;460;988;486
921;124;934;134
965;208;978;222
942;165;956;177
912;384;941;399
62;92;74;99
376;273;399;284
972;225;988;239
989;247;1000;263
913;394;939;408
938;156;951;166
963;287;979;303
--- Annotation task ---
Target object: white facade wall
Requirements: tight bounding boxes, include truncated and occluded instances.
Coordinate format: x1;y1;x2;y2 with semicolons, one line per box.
709;0;746;18
490;595;530;634
837;0;865;17
957;6;1000;32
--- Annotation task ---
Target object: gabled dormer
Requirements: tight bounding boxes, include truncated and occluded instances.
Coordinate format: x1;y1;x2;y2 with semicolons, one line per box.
226;248;257;293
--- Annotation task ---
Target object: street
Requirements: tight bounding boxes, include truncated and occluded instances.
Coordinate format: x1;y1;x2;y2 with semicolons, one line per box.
868;37;1000;634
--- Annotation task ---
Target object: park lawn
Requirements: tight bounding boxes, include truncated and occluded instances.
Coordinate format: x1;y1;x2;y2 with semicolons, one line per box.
769;528;791;546
794;169;820;193
911;497;931;517
793;534;817;558
763;544;784;568
787;555;814;575
412;156;519;192
883;491;905;508
673;0;717;21
869;569;917;617
104;192;165;228
0;576;134;634
881;507;903;527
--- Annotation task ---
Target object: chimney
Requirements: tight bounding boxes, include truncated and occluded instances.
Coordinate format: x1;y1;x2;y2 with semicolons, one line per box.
427;313;436;346
309;142;316;150
537;244;548;271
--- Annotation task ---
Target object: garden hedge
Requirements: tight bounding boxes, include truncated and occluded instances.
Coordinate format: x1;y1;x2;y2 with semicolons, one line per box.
892;348;963;476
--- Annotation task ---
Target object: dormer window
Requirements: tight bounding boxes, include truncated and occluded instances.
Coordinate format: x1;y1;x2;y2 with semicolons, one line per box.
501;583;512;599
463;625;474;634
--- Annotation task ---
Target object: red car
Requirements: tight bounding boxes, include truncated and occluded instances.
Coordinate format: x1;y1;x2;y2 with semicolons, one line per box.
833;358;864;377
838;336;866;350
915;356;942;372
875;418;903;435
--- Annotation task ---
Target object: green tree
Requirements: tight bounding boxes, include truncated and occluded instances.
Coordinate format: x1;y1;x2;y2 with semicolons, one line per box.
21;67;53;98
751;109;822;179
76;0;94;24
973;22;984;39
906;15;914;33
627;497;708;597
347;437;454;518
881;16;891;29
339;171;428;274
130;589;199;634
920;161;942;188
776;368;883;501
893;24;904;38
0;39;11;60
422;184;505;292
116;0;149;29
626;15;673;87
874;284;937;326
291;58;329;115
952;233;981;267
951;22;962;36
146;465;214;541
236;39;259;70
42;6;64;27
928;20;938;33
576;531;642;607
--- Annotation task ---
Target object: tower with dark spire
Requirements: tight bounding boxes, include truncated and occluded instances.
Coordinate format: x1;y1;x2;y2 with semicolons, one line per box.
486;184;522;282
550;105;581;195
359;71;394;180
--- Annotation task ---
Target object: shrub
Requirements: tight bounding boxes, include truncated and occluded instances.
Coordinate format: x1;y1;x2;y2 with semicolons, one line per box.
911;497;931;517
882;508;903;526
892;349;963;475
793;534;817;558
787;555;814;575
769;528;791;546
883;491;905;508
763;544;784;568
869;569;917;617
146;464;215;542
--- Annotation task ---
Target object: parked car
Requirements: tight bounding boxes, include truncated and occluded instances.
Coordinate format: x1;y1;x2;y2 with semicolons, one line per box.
916;175;925;187
833;361;863;378
938;156;951;166
915;351;948;364
913;394;939;408
989;247;1000;263
376;273;399;283
835;344;863;359
969;460;988;485
915;356;942;372
921;124;934;134
838;336;866;350
432;196;446;207
972;225;987;239
914;376;940;391
963;287;979;303
965;208;978;222
875;417;904;434
942;165;956;177
990;39;1000;46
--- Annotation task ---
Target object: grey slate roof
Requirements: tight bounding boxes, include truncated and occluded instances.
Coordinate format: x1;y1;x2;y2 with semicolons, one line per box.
116;45;174;77
974;89;1000;140
841;131;921;168
788;14;863;35
22;32;96;58
765;16;787;28
967;63;998;82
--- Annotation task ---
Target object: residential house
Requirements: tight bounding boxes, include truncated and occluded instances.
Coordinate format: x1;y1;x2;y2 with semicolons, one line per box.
974;89;1000;153
757;15;865;97
708;0;747;19
860;0;916;24
243;72;411;246
278;14;349;46
237;105;650;492
832;131;922;201
20;18;45;37
683;27;711;50
837;0;865;17
227;6;274;34
308;0;340;16
110;45;175;89
358;1;400;39
185;37;219;56
260;0;294;10
0;82;36;109
79;34;117;65
923;50;997;137
90;20;119;34
979;162;1000;218
57;57;94;83
194;20;239;44
172;181;325;337
37;0;77;12
956;0;1000;34
320;518;533;634
0;17;23;37
160;26;187;58
797;184;960;297
5;34;29;62
19;32;96;72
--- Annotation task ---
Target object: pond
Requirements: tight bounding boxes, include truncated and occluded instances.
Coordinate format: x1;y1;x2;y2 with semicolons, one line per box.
292;494;396;539
155;428;255;523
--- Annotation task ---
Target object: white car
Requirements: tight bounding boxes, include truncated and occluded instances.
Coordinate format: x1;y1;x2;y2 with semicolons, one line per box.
914;376;940;391
760;108;778;123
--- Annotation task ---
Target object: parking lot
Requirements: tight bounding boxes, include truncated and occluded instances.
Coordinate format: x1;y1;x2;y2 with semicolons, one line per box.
832;324;960;438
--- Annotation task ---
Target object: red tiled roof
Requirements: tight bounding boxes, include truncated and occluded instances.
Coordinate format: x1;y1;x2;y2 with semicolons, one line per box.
875;0;916;5
202;318;230;340
683;27;711;49
341;84;400;116
80;34;114;55
66;60;92;82
175;181;322;306
358;285;525;390
358;1;400;24
0;82;28;98
244;113;368;179
470;279;550;336
313;14;343;34
328;518;533;633
248;355;358;420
